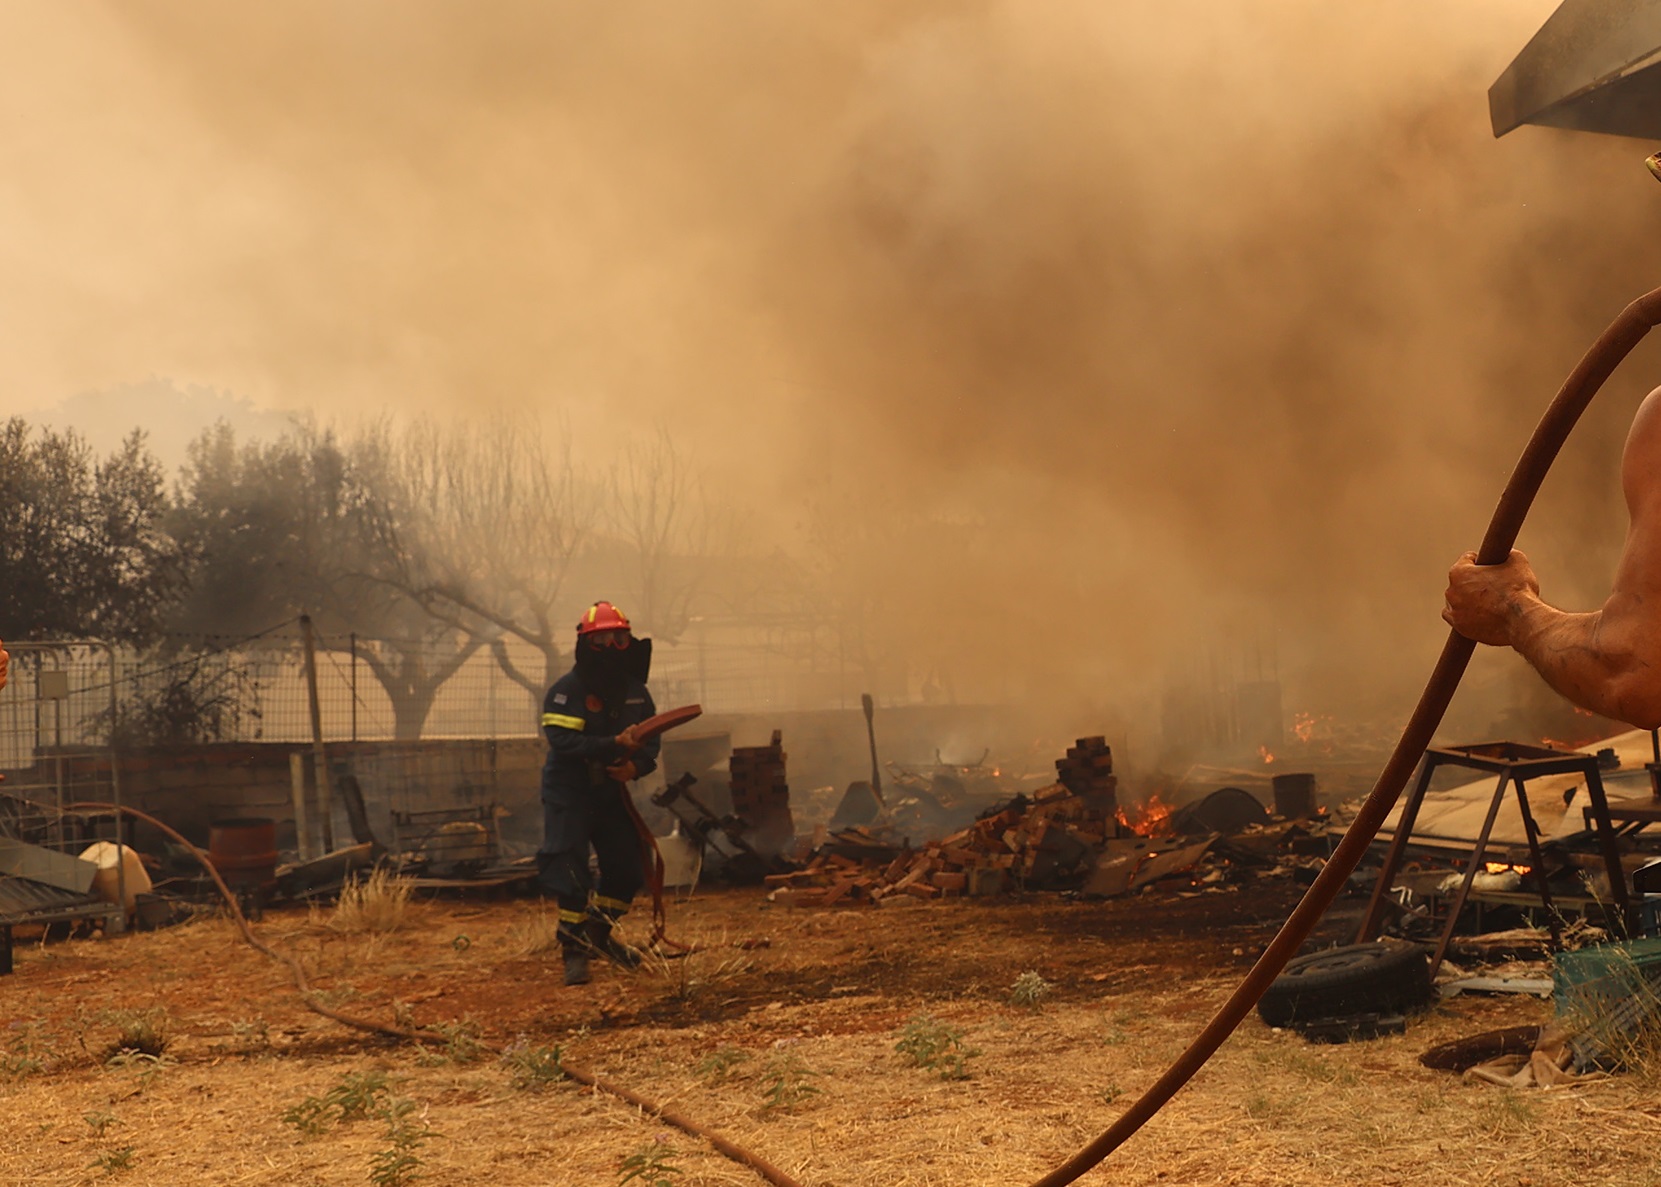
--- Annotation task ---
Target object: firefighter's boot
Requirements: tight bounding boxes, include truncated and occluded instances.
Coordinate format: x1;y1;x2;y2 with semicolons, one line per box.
557;906;592;986
586;915;643;971
562;948;592;986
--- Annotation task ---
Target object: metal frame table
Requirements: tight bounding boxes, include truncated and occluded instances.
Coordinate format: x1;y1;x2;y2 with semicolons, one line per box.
1356;741;1633;974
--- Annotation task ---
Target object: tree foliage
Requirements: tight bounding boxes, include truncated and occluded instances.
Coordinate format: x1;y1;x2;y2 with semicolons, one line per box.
0;408;732;739
168;420;481;738
0;418;183;643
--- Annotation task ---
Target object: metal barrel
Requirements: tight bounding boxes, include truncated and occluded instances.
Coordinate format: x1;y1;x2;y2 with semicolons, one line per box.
207;817;279;889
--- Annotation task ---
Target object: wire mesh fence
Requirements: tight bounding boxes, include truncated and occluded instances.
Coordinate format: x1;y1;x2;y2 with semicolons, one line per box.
0;642;129;934
36;621;922;749
0;642;121;771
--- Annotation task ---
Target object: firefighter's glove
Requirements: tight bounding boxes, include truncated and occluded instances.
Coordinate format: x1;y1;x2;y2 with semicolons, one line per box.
606;759;639;783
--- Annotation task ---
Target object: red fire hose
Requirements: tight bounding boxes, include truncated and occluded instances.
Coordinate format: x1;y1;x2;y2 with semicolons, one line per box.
619;704;705;953
1029;284;1661;1186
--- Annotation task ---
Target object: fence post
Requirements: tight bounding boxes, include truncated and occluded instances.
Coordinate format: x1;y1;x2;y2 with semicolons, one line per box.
100;642;125;933
299;615;334;852
289;751;311;861
350;632;358;744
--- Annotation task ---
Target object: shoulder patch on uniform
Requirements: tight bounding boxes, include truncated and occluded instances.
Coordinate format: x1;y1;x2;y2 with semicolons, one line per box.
552;693;568;704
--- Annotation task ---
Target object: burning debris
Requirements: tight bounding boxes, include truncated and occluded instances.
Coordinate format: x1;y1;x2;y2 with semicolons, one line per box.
765;737;1338;907
768;779;1124;906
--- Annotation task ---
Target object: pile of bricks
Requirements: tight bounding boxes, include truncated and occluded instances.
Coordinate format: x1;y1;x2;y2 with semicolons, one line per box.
728;730;794;855
766;776;1125;907
1054;735;1119;817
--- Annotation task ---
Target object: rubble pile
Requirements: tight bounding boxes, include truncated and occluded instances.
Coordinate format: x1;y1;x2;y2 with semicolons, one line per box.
769;802;1336;907
767;781;1126;905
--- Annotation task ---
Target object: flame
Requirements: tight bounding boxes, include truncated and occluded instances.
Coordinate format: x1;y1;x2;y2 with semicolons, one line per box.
1258;745;1275;765
1483;862;1532;875
1117;792;1175;837
1291;711;1331;744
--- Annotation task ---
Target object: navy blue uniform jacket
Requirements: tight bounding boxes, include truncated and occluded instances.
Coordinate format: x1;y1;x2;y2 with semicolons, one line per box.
539;670;660;801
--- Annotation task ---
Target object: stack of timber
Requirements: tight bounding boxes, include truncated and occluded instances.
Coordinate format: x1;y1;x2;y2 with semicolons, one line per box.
766;778;1123;906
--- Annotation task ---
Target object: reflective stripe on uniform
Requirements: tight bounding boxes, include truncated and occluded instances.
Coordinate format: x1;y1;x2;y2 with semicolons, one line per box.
540;712;586;731
557;908;588;925
593;894;630;914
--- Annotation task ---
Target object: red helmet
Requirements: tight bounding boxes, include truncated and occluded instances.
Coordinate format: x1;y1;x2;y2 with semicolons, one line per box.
576;601;631;637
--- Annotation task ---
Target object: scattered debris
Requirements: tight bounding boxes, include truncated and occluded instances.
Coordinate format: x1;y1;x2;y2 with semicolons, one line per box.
766;779;1122;906
1554;937;1661;1072
1421;937;1661;1086
653;772;789;882
1168;786;1269;836
1436;974;1554;1000
770;737;1341;907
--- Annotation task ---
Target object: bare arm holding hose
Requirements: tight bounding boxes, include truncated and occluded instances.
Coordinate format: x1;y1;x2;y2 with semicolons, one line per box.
1445;385;1661;727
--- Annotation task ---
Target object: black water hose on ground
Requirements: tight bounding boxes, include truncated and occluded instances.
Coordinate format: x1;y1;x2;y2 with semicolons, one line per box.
1028;284;1661;1187
67;802;807;1187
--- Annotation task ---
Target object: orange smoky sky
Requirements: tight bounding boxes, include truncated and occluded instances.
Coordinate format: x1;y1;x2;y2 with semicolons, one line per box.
2;0;1657;733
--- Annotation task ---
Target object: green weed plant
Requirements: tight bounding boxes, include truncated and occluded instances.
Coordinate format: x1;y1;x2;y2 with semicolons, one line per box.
895;1014;980;1081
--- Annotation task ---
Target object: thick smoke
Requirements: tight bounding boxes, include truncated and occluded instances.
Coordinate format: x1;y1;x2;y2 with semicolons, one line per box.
5;0;1657;751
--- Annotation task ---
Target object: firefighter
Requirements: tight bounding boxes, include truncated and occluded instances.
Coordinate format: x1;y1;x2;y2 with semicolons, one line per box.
0;638;7;693
537;602;660;986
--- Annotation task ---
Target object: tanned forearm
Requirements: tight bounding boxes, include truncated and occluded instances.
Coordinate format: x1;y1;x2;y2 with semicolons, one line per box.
1508;594;1658;727
1445;386;1661;729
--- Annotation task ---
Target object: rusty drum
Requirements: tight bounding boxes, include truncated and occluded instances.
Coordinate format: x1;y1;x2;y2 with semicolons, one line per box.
208;817;278;890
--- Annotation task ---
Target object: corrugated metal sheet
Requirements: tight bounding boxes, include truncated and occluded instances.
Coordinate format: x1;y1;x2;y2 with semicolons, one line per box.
0;874;101;922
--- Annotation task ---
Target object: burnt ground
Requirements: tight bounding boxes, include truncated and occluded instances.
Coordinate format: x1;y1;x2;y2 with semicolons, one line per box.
6;879;1650;1187
2;877;1355;1057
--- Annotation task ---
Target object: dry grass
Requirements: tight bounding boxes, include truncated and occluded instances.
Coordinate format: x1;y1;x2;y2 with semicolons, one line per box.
640;925;756;1004
1;889;1659;1186
326;868;414;935
505;903;561;956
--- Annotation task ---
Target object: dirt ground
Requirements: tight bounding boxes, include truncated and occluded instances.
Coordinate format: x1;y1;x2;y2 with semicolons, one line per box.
1;880;1657;1187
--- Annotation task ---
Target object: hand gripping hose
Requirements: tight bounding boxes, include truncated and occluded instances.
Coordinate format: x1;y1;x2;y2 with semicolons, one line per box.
1029;284;1661;1187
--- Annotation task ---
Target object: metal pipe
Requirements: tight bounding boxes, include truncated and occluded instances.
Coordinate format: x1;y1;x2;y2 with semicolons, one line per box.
299;615;333;852
1428;773;1510;978
1030;284;1661;1187
1354;756;1435;941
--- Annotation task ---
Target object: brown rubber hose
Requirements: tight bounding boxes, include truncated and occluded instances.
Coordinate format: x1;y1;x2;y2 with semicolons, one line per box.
1029;284;1661;1187
67;802;805;1187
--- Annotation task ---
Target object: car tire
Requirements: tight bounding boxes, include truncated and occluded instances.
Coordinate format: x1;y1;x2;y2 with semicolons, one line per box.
1257;941;1432;1028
